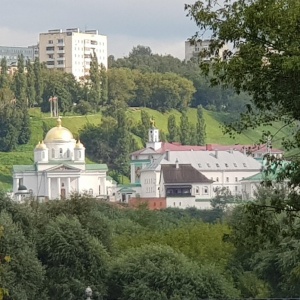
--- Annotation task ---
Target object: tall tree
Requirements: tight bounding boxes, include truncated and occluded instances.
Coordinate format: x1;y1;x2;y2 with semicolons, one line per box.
89;52;101;110
13;54;27;105
196;105;206;145
0;94;22;152
180;111;190;145
0;58;9;89
167;114;179;142
99;63;108;105
114;110;130;176
26;60;36;107
18;105;31;145
33;58;44;106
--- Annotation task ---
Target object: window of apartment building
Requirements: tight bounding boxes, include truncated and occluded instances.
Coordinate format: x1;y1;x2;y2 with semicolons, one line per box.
48;40;53;44
57;60;64;65
47;61;55;65
58;46;64;51
46;46;54;51
48;54;54;59
58;53;64;58
57;39;63;44
226;177;229;182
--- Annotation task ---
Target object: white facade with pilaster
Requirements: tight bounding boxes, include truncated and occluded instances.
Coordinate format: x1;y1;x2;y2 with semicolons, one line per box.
13;118;116;201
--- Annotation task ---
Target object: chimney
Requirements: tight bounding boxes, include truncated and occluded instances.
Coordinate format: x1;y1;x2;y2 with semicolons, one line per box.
206;144;212;151
165;150;170;161
215;150;218;158
175;158;179;169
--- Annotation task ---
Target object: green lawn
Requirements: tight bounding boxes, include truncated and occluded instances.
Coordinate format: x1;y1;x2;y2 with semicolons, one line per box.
0;107;288;191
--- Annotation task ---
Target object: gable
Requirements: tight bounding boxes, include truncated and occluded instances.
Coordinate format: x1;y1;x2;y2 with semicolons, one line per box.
45;164;82;172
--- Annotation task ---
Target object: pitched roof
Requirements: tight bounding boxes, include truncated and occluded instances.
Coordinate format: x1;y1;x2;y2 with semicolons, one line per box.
13;165;36;172
131;142;283;156
161;164;213;184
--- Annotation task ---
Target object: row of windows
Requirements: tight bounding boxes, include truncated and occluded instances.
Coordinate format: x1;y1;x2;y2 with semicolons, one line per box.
144;178;155;184
146;187;155;193
48;54;64;58
195;186;209;195
213;177;244;182
46;46;64;51
198;162;247;168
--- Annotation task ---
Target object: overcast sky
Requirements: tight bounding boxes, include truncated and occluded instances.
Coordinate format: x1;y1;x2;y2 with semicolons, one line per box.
0;0;199;59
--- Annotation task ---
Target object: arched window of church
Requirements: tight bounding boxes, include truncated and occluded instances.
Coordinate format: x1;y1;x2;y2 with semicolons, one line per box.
52;148;55;158
59;148;63;158
67;149;70;158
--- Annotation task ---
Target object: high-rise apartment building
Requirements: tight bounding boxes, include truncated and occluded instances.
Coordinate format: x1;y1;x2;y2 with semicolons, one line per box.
185;40;228;62
39;28;107;80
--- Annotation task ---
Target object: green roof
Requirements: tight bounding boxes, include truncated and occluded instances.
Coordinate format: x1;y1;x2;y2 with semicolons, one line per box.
13;165;36;172
118;183;141;188
86;164;108;171
119;187;136;193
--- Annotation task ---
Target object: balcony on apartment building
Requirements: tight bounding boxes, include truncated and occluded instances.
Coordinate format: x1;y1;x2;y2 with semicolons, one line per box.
46;47;55;54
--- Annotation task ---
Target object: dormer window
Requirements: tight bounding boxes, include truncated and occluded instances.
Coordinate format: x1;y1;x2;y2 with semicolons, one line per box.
233;163;237;167
216;163;219;167
225;163;229;167
198;163;202;168
243;163;247;167
207;163;211;167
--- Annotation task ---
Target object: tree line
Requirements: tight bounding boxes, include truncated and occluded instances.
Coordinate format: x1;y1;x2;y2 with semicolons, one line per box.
0;191;277;300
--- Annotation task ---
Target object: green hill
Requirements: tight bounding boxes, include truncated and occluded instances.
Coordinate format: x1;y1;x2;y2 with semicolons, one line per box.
0;107;289;191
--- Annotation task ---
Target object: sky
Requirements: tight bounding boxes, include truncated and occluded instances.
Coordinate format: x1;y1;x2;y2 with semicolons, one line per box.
0;0;200;59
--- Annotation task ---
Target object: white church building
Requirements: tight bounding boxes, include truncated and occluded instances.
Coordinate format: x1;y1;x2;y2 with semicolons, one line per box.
13;117;116;201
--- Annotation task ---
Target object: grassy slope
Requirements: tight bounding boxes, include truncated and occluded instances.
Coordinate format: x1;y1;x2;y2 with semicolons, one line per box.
0;107;289;191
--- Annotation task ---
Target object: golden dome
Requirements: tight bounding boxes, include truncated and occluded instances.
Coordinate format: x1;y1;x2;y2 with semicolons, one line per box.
44;117;74;143
35;140;48;150
75;140;85;149
35;141;41;149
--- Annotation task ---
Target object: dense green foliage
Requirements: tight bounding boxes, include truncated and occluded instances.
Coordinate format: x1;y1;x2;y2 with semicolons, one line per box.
0;192;246;300
109;45;251;113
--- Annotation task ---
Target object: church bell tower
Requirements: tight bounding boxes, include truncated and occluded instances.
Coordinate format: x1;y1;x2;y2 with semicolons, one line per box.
146;118;162;150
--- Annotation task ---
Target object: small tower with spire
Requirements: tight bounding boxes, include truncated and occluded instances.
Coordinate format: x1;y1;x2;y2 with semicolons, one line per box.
74;140;85;162
146;117;162;150
34;140;49;163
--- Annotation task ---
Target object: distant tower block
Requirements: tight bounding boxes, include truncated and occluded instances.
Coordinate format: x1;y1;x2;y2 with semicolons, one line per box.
49;96;59;117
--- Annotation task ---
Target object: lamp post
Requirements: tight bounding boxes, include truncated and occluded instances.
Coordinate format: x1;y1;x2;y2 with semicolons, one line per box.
85;286;92;300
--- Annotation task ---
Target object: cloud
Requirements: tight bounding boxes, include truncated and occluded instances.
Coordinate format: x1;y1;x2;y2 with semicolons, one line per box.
0;0;199;58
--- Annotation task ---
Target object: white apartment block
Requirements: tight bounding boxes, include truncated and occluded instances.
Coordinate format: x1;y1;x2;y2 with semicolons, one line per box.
39;28;107;80
185;39;228;62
